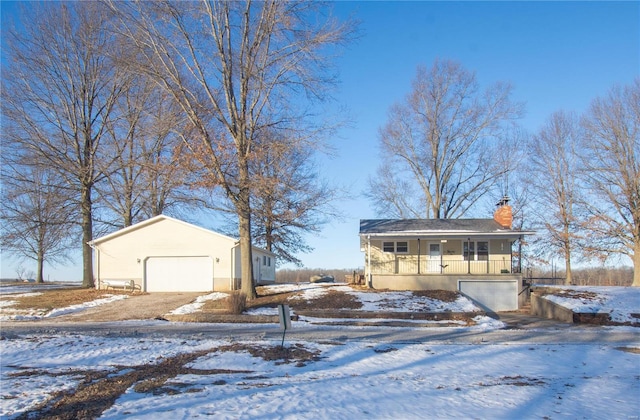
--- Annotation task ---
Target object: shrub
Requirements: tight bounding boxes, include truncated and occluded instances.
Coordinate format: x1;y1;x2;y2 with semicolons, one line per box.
226;291;247;314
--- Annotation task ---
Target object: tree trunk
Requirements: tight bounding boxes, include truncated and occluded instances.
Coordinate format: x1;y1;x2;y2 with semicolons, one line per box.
564;236;572;286
36;249;44;283
238;162;256;300
633;243;639;287
238;212;256;299
565;252;572;286
81;186;95;288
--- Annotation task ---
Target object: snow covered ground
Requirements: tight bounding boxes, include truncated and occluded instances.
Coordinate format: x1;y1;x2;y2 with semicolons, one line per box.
1;283;639;419
2;328;639;419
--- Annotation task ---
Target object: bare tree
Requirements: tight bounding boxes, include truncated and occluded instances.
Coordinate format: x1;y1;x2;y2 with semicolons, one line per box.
367;60;524;219
579;79;640;286
208;131;342;266
110;0;353;299
2;2;125;287
250;136;341;266
1;153;77;283
528;111;583;285
96;77;192;229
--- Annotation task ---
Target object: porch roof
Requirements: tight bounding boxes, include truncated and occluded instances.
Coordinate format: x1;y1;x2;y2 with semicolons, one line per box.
359;219;533;238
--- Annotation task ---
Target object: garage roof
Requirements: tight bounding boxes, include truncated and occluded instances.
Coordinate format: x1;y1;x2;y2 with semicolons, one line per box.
89;214;275;256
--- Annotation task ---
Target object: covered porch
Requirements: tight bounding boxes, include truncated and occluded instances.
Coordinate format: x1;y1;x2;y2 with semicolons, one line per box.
364;236;525;277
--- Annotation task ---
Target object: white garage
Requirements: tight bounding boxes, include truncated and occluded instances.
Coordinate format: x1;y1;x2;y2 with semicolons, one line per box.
145;256;213;292
89;215;276;292
458;279;518;312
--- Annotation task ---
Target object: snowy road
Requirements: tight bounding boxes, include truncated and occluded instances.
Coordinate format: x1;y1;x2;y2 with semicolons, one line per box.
1;318;638;346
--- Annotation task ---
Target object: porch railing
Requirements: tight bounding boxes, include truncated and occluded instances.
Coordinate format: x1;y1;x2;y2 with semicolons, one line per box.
371;257;517;275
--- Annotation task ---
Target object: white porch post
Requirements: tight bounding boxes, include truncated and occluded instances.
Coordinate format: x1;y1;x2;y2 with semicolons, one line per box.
367;235;372;288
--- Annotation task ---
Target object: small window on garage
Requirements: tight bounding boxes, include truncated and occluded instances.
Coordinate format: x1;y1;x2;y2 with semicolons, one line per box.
383;242;395;252
396;241;408;253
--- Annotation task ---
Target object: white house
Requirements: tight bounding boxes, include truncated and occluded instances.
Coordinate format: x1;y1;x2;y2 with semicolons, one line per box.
89;215;275;292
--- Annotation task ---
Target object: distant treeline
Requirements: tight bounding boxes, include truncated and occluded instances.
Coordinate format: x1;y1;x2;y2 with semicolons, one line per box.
276;268;362;284
526;267;633;287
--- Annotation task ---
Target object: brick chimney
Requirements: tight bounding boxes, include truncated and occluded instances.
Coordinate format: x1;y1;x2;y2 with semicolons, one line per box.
494;196;513;229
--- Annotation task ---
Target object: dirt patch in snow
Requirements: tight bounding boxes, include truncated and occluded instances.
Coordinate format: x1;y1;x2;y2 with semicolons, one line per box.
288;289;362;310
11;343;321;420
412;289;460;302
542;289;601;301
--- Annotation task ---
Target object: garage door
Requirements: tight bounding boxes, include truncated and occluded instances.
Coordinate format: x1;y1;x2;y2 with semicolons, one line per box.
458;280;518;312
145;256;213;292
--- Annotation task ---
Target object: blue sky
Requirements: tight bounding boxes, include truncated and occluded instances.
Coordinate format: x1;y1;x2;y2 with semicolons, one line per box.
303;0;639;271
1;1;638;280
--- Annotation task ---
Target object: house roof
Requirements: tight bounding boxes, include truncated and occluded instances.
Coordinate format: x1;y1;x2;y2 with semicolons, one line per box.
89;214;275;255
359;219;534;238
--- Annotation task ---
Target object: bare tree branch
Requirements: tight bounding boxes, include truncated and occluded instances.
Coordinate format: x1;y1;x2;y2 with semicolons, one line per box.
579;79;640;286
368;60;524;219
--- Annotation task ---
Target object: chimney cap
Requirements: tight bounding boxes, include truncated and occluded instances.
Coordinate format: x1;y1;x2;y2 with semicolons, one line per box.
496;196;510;207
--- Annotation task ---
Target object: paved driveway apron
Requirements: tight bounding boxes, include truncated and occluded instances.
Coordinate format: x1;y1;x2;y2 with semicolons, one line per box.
53;292;203;322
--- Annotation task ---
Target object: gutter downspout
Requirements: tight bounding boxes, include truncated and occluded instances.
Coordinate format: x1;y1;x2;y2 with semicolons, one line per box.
88;242;99;290
230;245;235;291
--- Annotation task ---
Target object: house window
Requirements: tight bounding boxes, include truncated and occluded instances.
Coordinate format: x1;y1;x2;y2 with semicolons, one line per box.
464;241;489;261
263;256;271;267
464;241;475;261
477;241;489;261
383;241;408;253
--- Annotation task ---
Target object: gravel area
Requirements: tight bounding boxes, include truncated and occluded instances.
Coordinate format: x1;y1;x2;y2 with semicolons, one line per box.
52;292;204;322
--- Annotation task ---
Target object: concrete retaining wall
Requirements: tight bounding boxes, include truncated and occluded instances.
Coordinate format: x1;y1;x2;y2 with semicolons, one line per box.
530;291;574;323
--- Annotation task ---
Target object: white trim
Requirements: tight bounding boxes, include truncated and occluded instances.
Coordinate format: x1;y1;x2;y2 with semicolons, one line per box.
90;215;236;245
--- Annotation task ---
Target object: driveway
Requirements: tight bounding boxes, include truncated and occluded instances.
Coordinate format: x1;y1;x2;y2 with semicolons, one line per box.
53;292;204;322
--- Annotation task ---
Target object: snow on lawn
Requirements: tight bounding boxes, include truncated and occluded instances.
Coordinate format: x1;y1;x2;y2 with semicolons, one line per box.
0;294;128;322
168;292;228;315
1;333;638;419
0;282;129;321
540;286;640;324
249;283;481;314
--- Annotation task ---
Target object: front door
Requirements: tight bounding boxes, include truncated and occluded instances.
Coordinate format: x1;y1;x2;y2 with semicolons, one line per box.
428;243;441;273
